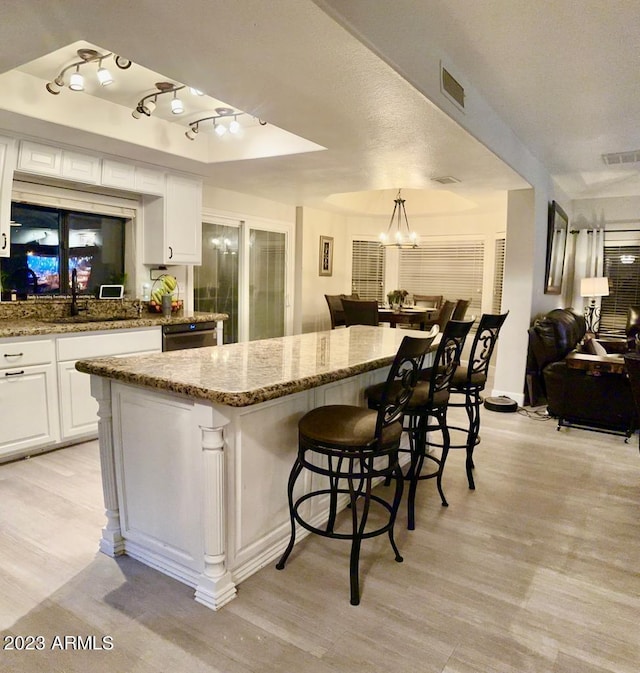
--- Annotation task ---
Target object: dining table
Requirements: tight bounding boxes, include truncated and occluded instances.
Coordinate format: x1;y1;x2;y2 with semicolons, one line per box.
377;306;438;330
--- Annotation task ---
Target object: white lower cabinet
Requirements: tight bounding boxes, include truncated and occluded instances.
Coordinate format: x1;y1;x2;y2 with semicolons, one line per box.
0;327;161;462
56;327;161;441
0;338;59;462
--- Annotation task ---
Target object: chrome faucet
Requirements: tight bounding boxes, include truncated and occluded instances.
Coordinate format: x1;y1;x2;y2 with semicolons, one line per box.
70;268;87;316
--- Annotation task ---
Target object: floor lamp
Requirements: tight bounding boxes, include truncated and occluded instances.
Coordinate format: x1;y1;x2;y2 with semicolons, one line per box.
580;277;609;334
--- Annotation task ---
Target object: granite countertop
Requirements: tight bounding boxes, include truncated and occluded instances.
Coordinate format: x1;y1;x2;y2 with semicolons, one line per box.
76;325;438;407
0;312;227;338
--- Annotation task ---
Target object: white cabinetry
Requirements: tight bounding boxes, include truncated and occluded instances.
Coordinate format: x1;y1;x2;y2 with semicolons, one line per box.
143;174;202;265
101;159;164;195
56;327;161;441
0;338;60;461
18;141;99;183
0;135;17;258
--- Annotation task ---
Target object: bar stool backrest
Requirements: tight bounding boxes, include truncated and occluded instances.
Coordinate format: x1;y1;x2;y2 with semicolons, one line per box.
452;298;471;321
375;331;437;438
464;312;509;384
426;319;474;402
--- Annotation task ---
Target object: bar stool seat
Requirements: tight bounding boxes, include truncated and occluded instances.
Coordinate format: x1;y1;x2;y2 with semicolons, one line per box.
276;334;436;605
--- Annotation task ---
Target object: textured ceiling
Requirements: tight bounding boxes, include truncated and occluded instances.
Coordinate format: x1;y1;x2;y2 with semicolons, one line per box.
0;0;637;212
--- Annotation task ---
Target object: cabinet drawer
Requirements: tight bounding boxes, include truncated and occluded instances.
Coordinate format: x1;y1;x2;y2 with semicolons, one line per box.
57;328;161;361
0;339;55;369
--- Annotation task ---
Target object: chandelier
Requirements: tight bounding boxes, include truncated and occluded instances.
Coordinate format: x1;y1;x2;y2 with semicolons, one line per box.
379;190;418;248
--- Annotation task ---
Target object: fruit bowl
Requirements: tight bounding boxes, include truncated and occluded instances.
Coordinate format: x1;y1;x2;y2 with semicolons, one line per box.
148;275;182;313
148;298;183;314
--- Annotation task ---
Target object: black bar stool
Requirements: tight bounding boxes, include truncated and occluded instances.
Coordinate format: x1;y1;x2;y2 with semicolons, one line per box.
276;333;436;605
367;319;474;529
448;312;509;489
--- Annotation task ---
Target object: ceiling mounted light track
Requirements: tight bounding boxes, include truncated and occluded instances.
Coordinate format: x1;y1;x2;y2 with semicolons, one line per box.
379;189;418;248
45;48;131;95
132;81;185;119
185;107;251;140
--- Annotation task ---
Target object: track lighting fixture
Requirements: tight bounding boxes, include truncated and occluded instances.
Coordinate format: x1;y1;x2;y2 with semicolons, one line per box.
45;48;132;95
184;109;252;140
131;82;185;119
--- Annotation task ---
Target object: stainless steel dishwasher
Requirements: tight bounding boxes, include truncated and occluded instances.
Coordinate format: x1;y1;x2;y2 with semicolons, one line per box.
162;321;218;351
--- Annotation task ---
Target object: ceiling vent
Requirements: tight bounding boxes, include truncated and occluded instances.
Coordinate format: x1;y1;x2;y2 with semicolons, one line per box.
602;150;640;166
441;65;465;110
431;176;461;185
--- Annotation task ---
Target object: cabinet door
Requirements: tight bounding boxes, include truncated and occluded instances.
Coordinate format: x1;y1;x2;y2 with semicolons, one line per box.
58;361;99;439
164;174;202;264
62;151;100;183
0;135;16;259
0;363;60;461
135;166;165;195
18;141;62;176
101;159;135;190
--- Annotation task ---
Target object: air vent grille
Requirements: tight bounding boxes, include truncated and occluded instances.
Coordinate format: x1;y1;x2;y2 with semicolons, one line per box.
441;65;465;109
431;176;460;185
602;150;640;165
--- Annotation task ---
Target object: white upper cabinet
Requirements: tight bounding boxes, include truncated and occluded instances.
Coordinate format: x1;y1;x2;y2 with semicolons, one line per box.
102;159;164;195
18;141;99;183
143;174;202;265
0;135;17;258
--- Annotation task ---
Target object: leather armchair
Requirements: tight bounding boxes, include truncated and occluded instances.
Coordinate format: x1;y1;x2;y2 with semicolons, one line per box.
526;308;636;436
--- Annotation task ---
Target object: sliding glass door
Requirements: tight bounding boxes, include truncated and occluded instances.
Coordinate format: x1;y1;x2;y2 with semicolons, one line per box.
249;228;286;340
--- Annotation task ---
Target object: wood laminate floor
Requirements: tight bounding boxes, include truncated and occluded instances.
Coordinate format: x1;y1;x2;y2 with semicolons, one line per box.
1;401;639;673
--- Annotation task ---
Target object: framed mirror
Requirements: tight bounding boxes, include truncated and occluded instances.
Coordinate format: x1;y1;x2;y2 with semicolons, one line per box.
545;200;568;295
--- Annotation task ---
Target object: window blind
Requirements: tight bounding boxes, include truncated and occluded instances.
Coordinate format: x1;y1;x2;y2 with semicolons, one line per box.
600;242;640;333
398;240;484;316
352;240;385;301
493;237;505;313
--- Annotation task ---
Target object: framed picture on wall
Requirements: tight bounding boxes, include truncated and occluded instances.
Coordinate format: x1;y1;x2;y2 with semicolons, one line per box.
319;235;334;276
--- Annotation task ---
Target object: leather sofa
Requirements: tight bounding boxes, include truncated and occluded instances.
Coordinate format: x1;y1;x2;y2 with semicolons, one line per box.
525;308;637;436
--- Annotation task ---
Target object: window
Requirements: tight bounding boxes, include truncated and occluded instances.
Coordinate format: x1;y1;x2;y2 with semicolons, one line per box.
600;240;640;333
493;237;505;313
1;202;125;296
195;222;239;343
398;240;484;316
352;240;385;302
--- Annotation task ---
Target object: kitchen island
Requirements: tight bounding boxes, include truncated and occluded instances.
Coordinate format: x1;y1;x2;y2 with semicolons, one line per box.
76;326;436;610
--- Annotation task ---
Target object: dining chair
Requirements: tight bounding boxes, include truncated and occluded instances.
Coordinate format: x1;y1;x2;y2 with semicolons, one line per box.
276;333;436;605
343;299;380;326
424;299;456;332
367;319;474;529
413;294;443;310
324;293;359;329
448;312;509;489
452;298;471;321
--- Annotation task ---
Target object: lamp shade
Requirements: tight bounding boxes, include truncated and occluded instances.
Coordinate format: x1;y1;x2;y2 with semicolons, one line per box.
580;276;609;298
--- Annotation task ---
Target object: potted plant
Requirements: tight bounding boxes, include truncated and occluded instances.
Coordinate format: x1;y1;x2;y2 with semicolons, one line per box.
387;289;408;310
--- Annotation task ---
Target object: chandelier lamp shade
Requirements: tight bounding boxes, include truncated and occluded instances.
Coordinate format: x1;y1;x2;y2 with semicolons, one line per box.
379;189;418;248
45;48;132;95
132;82;185;119
580;276;609;334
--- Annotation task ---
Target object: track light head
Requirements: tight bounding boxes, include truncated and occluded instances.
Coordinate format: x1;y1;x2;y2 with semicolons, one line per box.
214;123;227;137
69;67;84;91
97;64;113;86
185;125;198;140
46;77;64;95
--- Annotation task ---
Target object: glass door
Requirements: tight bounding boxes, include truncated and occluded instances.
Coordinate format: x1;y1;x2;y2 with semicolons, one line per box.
194;222;239;343
248;228;286;340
